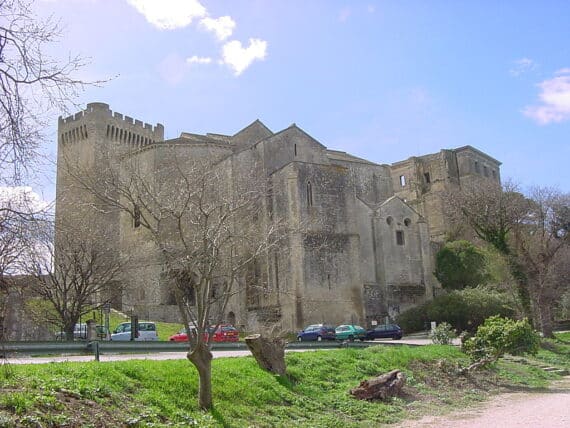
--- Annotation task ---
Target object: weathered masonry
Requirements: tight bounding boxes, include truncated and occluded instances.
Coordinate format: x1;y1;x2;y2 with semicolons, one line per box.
55;102;501;331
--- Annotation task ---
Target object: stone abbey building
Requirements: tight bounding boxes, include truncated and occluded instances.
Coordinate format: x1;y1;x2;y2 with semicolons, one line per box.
55;103;501;331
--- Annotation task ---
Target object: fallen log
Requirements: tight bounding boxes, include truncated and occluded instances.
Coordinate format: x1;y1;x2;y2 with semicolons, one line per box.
350;369;406;400
244;334;287;376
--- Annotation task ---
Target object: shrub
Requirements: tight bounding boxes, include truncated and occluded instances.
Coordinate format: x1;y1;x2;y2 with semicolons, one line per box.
429;322;456;345
434;240;489;290
396;287;515;333
462;316;540;367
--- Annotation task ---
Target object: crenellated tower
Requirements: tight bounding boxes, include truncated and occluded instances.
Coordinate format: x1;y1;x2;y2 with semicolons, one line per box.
55;102;164;306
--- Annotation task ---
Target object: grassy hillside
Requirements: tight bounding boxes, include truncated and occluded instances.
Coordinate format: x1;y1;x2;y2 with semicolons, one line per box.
2;337;568;427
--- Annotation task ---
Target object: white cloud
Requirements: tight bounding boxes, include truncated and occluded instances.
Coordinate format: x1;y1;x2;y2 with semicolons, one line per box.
200;16;236;41
523;69;570;125
0;186;50;211
510;57;537;77
221;38;267;76
186;55;212;65
127;0;206;30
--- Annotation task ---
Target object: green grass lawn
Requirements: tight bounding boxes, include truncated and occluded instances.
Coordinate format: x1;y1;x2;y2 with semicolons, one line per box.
2;336;568;427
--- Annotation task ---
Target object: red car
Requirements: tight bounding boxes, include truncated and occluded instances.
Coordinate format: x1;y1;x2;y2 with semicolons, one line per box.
169;324;239;342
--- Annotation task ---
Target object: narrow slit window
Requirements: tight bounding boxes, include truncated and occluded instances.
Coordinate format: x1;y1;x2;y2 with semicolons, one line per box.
307;181;313;207
133;204;141;228
424;172;431;183
294;143;297;156
396;230;405;245
399;175;406;187
474;161;480;174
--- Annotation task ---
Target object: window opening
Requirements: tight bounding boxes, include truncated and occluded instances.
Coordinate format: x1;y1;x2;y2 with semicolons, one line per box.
399;175;406;187
396;230;405;245
133;204;141;228
307;181;313;207
474;161;480;174
404;218;411;227
294;143;297;156
424;172;431;183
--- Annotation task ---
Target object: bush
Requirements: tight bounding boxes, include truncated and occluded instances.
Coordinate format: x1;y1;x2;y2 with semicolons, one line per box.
462;316;540;365
435;240;489;290
429;322;456;345
396;287;515;333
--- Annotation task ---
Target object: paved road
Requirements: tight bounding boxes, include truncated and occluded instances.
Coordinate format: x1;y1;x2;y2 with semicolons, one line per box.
2;337;438;365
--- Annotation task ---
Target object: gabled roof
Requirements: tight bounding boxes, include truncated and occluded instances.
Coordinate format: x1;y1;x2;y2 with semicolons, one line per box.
327;149;380;166
262;123;327;150
379;195;424;219
231;119;273;147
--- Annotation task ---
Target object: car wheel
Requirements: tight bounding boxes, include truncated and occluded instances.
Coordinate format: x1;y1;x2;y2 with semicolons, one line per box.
348;335;354;342
297;336;302;342
394;335;402;340
317;335;322;342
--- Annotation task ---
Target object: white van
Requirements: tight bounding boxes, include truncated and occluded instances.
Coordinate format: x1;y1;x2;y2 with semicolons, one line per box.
110;322;158;341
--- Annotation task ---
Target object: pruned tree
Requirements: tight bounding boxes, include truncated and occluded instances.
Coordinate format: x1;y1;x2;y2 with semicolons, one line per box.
72;151;289;409
447;181;569;337
24;222;125;341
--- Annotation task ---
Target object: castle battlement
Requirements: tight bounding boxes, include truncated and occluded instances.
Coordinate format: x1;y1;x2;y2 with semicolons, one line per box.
58;102;164;146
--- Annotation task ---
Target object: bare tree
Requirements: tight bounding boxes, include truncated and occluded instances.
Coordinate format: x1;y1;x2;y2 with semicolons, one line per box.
0;0;104;183
513;188;569;337
447;181;569;336
73;152;289;408
0;186;49;340
24;223;125;341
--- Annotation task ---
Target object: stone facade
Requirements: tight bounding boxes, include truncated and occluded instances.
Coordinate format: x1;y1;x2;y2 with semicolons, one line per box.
55;103;501;332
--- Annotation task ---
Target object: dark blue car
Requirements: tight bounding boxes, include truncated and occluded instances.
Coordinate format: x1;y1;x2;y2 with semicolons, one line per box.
297;324;336;341
366;324;403;340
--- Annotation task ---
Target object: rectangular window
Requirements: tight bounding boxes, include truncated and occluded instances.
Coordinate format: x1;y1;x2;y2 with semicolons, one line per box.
399;175;406;187
483;165;488;177
396;230;405;245
474;161;480;174
424;172;431;184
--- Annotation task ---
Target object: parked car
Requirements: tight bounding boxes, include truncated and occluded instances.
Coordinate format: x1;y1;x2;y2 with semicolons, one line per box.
366;324;403;340
168;324;239;343
296;324;336;341
110;322;158;341
334;324;367;341
55;323;109;340
55;323;87;340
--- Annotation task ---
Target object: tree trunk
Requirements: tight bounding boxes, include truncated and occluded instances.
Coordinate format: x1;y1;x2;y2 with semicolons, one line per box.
244;334;287;376
350;369;406;400
187;341;213;410
538;300;555;339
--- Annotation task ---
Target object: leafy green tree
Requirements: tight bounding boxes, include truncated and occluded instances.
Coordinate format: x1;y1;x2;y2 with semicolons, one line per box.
434;240;489;290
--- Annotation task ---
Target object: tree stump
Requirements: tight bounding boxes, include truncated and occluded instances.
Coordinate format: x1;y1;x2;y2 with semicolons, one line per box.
244;334;286;376
350;369;406;400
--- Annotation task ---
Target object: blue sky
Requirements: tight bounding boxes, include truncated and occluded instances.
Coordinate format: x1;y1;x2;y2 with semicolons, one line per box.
33;0;570;199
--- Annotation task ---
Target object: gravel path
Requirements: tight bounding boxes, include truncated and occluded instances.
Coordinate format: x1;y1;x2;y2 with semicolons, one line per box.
397;376;570;428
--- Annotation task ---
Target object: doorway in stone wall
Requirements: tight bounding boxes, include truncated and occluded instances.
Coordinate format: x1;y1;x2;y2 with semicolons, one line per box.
228;311;236;326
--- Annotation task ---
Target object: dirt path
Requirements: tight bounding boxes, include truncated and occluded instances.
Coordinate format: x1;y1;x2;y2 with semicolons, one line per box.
397;376;570;428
